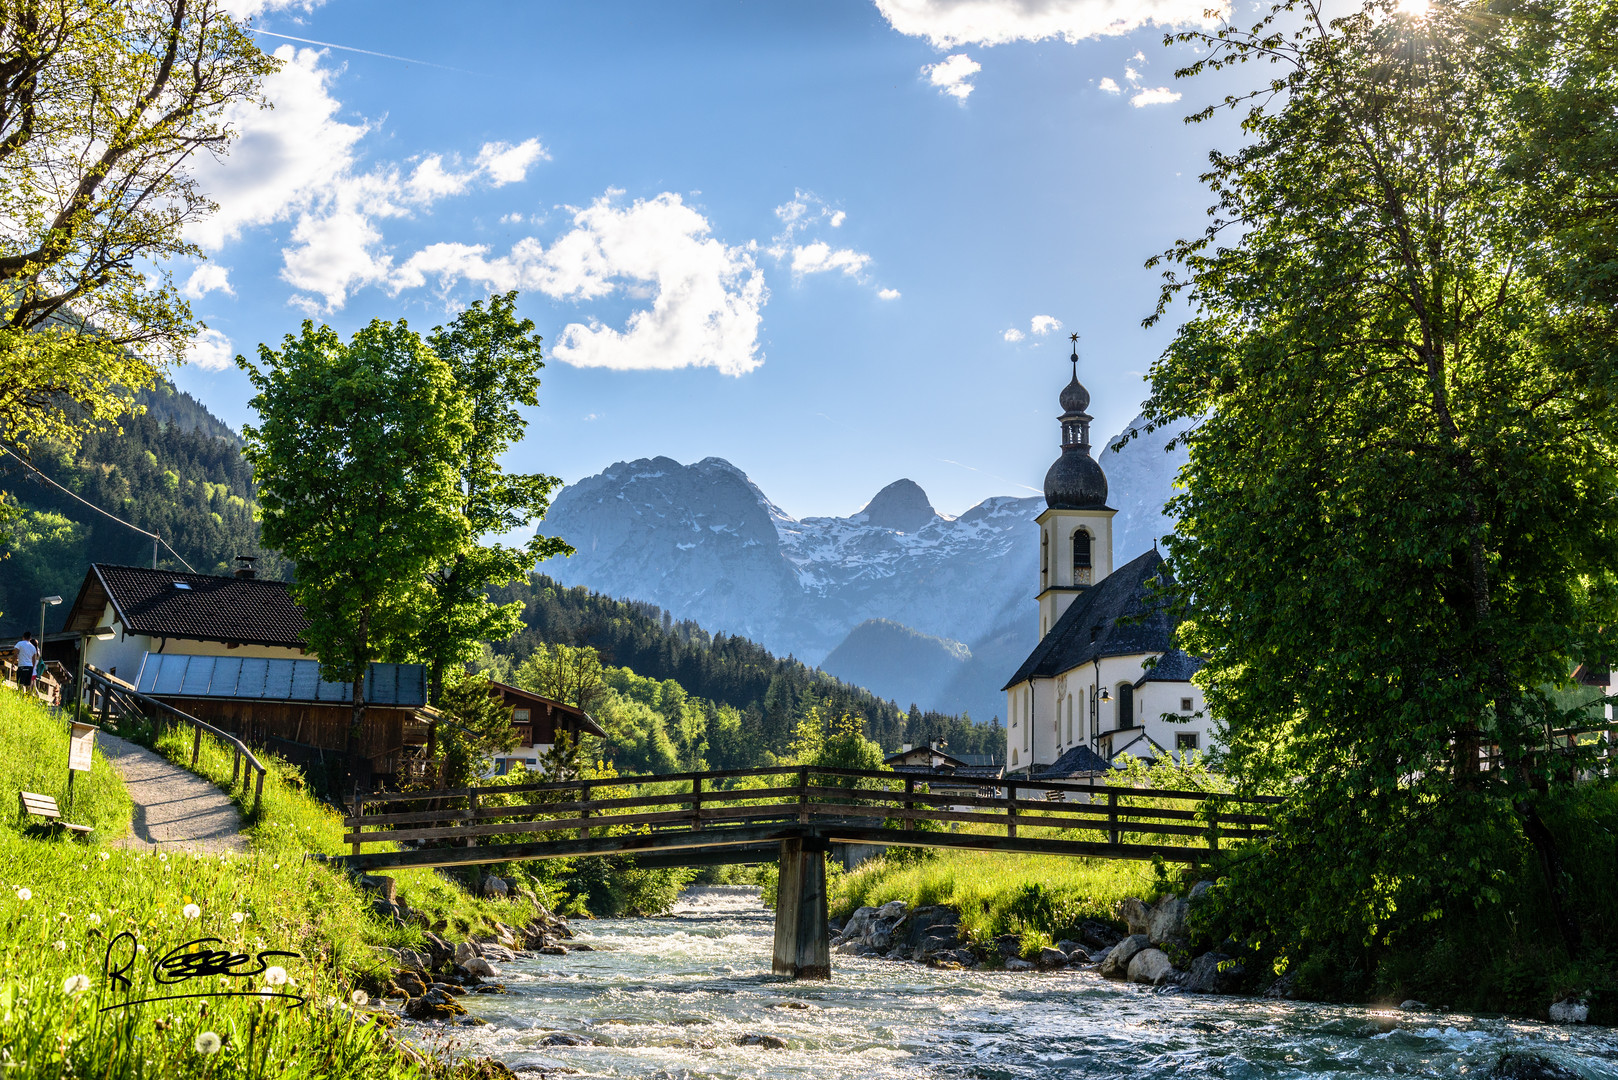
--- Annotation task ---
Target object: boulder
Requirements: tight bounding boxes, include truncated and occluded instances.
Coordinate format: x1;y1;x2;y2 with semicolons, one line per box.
404;988;466;1020
736;1034;788;1049
453;941;482;966
1147;896;1190;947
492;922;518;948
394;971;427;997
876;899;907;921
539;944;568;956
459;956;497;978
1489;1052;1584;1080
866;930;893;953
540;1032;593;1046
1547;999;1588;1024
395;948;429;974
431;981;467;996
1097;934;1151;979
1188;880;1215;903
1037;946;1069;969
915;931;961;961
357;874;397;904
482;876;509;900
1005;958;1035;971
904;906;959;948
1398;1000;1428;1012
1120;898;1152;937
480;944;518;963
994;934;1024;959
1078;920;1123;951
1264;973;1298;999
1127;948;1176;986
840;906;879;942
1182;952;1244;995
420;933;454;970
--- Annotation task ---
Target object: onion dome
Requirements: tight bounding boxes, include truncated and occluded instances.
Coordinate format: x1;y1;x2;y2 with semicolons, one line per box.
1044;334;1110;510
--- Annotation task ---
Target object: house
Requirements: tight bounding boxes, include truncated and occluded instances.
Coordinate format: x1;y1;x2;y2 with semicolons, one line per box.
883;742;1005;804
58;561;433;783
1002;340;1213;778
484;681;605;775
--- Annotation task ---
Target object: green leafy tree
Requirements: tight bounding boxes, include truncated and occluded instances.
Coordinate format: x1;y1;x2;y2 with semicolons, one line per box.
435;673;520;789
1142;0;1618;959
513;641;607;713
240;319;470;783
418;293;572;704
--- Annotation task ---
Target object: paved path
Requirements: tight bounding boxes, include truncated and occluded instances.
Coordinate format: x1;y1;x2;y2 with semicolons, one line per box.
98;734;248;855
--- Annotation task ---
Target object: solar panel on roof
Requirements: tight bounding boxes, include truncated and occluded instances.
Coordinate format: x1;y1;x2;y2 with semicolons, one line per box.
206;658;243;697
289;660;321;700
262;658;293;699
136;655;161;693
368;664;396;704
316;673;350;703
154;655;188;695
237;658;269;698
179;657;215;696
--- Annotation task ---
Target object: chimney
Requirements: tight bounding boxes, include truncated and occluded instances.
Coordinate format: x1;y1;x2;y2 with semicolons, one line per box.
234;555;258;579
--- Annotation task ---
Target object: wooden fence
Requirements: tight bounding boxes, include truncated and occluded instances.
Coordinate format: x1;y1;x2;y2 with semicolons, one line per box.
338;765;1282;870
81;666;269;815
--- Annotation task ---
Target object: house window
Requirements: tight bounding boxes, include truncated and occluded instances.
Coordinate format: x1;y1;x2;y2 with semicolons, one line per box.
1176;733;1199;751
514;708;530;722
1180;697;1193;713
1117;683;1134;730
1072;529;1092;585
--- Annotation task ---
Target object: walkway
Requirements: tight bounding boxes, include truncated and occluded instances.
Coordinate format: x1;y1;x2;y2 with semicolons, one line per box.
98;734;248;855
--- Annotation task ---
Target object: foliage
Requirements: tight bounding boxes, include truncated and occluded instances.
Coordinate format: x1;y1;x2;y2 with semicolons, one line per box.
0;689;130;836
0;0;276;460
0;382;278;633
241;319;470;776
1140;0;1618;966
487;575;1003;764
417;293;571;703
433;674;519;790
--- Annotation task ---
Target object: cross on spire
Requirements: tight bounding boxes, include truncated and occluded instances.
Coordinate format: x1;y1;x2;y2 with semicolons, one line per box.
1069;332;1080;376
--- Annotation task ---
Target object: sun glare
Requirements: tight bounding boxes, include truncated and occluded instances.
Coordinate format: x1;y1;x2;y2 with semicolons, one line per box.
1396;0;1432;16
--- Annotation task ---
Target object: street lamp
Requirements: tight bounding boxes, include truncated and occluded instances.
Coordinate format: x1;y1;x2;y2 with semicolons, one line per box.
38;595;62;644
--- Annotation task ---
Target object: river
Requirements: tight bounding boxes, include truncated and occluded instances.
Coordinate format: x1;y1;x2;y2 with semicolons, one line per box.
418;886;1618;1079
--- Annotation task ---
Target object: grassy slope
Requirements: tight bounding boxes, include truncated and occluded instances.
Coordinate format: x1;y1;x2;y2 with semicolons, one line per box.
0;690;529;1079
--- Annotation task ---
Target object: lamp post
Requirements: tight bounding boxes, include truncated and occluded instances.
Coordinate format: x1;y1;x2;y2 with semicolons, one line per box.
38;595;62;644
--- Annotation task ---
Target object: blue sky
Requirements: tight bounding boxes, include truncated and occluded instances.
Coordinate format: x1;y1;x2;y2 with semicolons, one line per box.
181;0;1247;522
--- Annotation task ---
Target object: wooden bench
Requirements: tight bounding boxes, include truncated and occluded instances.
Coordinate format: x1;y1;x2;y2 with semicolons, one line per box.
18;791;92;837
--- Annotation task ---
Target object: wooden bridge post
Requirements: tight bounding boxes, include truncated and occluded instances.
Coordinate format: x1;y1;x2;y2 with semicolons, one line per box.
1006;781;1017;840
466;791;479;848
579;781;592;840
192;724;203;766
1107;790;1119;847
797;766;809;824
350;787;362;859
772;837;830;980
903;777;914;832
691;776;703;830
1207;807;1219;854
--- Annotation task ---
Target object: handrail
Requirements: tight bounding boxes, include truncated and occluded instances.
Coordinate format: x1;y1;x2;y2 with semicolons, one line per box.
80;665;268;815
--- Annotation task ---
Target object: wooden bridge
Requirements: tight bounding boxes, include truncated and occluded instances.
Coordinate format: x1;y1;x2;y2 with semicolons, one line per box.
327;765;1279;978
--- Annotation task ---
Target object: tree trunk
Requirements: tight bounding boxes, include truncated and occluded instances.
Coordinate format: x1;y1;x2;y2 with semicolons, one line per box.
344;607;370;791
1518;778;1583;957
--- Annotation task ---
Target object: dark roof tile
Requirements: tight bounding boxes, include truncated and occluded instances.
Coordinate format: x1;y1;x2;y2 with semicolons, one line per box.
71;564;308;648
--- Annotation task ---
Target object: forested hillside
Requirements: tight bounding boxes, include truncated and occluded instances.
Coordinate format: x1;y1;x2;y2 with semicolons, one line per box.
485;575;1004;766
0;383;284;635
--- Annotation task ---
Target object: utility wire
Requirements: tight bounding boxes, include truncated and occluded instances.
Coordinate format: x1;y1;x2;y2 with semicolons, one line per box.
1;445;197;572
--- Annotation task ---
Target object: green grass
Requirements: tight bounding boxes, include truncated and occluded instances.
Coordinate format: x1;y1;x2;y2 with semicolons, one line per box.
832;848;1157;955
0;689;540;1078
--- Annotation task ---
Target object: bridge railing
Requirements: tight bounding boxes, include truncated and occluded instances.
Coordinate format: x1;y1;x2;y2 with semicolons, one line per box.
342;765;1281;862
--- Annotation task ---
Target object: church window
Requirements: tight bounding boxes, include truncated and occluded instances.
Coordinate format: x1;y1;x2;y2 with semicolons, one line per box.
1176;733;1199;751
1181;697;1194;713
1116;683;1134;730
1066;695;1073;743
1072;529;1092;585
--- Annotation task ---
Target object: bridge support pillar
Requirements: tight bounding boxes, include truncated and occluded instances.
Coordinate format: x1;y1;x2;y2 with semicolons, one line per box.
772;837;830;979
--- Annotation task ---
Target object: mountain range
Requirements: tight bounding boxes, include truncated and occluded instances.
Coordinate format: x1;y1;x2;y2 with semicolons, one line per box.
535;414;1188;722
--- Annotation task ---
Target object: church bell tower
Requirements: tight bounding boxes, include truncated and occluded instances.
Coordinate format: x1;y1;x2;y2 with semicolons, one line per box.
1035;334;1115;638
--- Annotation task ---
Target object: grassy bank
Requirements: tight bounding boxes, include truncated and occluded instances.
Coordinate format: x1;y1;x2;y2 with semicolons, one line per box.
832;850;1154;956
0;689;534;1078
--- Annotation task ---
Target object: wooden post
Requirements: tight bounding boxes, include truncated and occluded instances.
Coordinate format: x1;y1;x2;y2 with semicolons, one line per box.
232;748;241;787
466;791;480;848
191;724;202;766
579;781;591;840
97;688;111;728
1006;781;1017;840
772;837;830;979
903;777;915;832
691;776;703;830
797;765;809;824
1107;790;1119;847
252;767;265;816
350;786;362;858
1207;807;1219;854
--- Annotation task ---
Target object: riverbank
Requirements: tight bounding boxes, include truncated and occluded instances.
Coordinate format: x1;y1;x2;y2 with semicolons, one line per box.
0;690;563;1078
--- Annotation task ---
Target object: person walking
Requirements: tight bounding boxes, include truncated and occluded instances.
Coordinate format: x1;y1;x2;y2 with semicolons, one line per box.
13;632;39;689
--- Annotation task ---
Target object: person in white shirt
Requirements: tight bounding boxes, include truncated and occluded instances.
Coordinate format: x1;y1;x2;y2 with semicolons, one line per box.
13;633;38;689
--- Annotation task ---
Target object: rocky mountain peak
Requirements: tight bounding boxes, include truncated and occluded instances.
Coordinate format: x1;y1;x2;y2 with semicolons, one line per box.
854;479;938;534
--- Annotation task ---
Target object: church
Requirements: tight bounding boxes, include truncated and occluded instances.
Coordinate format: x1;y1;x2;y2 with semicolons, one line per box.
1002;339;1212;779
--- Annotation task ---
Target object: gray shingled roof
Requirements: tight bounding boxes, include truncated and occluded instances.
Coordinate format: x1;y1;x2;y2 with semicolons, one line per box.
66;564;309;648
1032;744;1116;778
1002;549;1178;690
1134;648;1203;686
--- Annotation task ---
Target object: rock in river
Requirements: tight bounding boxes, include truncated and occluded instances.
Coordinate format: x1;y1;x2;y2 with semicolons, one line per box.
1489;1052;1585;1080
1182;952;1244;995
1127;948;1176;986
1097;934;1151;979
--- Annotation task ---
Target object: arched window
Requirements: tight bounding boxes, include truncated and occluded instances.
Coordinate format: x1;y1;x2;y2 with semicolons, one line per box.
1116;683;1134;730
1072;529;1093;585
1066;695;1074;743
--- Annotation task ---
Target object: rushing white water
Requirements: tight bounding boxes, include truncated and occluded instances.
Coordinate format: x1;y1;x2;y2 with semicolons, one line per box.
417;886;1618;1079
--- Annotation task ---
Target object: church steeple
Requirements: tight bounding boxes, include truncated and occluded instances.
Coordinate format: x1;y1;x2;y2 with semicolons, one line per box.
1035;331;1116;638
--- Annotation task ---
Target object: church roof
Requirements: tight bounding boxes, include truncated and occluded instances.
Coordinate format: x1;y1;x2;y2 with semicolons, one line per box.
1032;744;1116;779
1134;648;1204;687
1001;549;1178;690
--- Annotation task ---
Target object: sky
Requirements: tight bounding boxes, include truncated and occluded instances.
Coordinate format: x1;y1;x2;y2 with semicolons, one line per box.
178;0;1255;523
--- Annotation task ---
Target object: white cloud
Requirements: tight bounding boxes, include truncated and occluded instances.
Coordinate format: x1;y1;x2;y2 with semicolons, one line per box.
182;264;234;299
1124;65;1141;84
765;190;891;294
874;0;1222;46
187;46;550;310
500;212;524;224
1130;86;1182;107
878;288;901;300
790;241;871;278
219;0;324;17
388;192;768;377
186;328;236;371
830;211;847;228
1098;76;1121;93
923;53;981;100
1030;314;1062;335
1003;328;1025;342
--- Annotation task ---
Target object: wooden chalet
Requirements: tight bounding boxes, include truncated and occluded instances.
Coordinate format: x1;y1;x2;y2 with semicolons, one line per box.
485;681;604;775
59;563;432;783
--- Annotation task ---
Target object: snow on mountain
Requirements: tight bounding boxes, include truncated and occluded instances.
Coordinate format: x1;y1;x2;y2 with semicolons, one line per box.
534;418;1187;720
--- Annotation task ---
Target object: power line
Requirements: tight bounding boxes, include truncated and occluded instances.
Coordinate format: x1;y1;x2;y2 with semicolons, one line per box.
1;445;196;572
